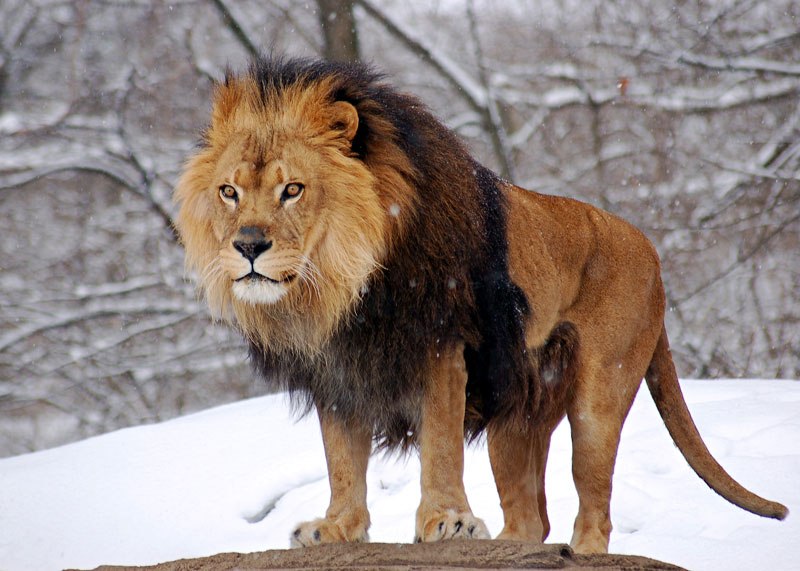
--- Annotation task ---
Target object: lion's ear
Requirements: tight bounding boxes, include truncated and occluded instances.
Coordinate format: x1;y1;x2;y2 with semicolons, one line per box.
329;101;359;143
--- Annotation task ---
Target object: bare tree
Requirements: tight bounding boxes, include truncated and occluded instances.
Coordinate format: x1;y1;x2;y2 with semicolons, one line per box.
1;0;797;457
317;0;360;61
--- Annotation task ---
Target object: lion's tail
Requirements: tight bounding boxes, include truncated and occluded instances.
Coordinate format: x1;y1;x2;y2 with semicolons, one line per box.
644;325;788;520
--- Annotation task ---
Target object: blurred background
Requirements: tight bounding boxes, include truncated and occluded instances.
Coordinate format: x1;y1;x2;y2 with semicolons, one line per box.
1;0;798;457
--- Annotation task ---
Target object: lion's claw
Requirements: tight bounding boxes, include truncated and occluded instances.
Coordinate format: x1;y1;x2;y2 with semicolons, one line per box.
290;517;368;547
416;509;490;542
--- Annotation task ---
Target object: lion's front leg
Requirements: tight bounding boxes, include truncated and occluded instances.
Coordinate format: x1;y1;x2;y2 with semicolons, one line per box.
414;342;490;543
291;409;371;547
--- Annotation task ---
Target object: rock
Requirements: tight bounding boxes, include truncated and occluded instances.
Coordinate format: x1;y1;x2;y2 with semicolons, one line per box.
84;541;685;570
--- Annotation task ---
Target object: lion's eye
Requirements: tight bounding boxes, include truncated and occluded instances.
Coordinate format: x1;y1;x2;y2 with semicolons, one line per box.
219;184;238;202
281;182;304;202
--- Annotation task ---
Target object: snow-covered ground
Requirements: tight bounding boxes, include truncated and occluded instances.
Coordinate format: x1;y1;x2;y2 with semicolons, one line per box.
0;379;797;571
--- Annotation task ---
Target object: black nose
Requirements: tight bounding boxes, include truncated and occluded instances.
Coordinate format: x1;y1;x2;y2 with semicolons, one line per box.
233;227;272;262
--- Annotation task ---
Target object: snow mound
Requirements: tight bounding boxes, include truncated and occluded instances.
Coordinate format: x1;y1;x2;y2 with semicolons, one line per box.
0;380;796;571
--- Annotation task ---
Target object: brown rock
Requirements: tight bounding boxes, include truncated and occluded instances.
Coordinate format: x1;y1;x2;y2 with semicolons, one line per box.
83;541;685;571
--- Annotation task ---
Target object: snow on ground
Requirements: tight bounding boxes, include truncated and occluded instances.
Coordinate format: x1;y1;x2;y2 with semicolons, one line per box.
0;379;797;571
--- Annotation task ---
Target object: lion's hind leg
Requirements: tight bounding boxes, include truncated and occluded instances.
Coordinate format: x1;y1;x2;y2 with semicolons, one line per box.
488;422;558;542
566;334;659;554
488;321;576;542
291;410;371;547
566;377;628;554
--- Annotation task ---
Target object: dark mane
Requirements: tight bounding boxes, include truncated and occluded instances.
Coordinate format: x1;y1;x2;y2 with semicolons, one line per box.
247;55;384;99
245;55;434;163
244;56;533;447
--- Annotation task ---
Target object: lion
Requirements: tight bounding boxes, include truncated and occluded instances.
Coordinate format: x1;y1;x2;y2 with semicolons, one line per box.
174;56;787;554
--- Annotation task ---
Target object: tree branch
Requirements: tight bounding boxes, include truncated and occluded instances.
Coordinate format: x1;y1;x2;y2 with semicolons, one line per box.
675;52;800;77
0;161;178;241
675;209;800;304
466;0;515;180
355;0;486;109
0;300;202;353
355;0;525;177
209;0;259;58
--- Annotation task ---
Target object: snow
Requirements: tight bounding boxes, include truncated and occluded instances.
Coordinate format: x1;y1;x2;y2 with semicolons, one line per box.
0;379;797;571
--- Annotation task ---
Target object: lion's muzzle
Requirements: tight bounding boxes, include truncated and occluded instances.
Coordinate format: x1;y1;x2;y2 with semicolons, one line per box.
227;226;299;305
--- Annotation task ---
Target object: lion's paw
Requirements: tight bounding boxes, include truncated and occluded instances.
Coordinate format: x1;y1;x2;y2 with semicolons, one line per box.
414;509;490;543
290;517;369;548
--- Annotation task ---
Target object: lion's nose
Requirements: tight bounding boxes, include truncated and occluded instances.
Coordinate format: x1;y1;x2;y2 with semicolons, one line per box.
234;238;272;262
233;227;272;262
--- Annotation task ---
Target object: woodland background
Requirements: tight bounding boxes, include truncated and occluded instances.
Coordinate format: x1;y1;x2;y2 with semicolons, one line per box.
0;0;798;457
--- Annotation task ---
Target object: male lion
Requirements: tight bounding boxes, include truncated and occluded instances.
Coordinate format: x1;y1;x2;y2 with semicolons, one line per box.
174;56;787;554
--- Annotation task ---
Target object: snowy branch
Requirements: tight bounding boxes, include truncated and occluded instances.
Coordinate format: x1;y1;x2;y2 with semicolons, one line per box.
675;53;800;77
356;0;523;178
209;0;259;58
498;77;800;113
675;208;800;304
356;0;487;109
466;0;515;181
0;299;204;353
0;158;178;241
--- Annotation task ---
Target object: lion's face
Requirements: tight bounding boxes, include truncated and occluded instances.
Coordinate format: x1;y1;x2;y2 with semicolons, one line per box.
211;136;334;307
175;77;394;342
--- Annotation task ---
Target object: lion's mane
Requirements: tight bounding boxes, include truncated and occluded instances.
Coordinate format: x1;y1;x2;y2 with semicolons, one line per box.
177;57;536;447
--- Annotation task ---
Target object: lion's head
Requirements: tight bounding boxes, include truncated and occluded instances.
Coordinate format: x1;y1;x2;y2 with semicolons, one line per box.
174;60;417;349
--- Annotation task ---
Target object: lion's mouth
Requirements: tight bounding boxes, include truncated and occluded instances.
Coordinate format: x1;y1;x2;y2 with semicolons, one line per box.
236;271;297;285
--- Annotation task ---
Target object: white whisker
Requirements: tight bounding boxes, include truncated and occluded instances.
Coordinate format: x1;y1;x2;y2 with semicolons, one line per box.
297;254;323;300
200;258;224;289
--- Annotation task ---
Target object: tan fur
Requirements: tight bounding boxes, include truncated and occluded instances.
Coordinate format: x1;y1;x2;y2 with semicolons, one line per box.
175;61;786;556
292;411;371;546
415;342;490;542
494;185;786;552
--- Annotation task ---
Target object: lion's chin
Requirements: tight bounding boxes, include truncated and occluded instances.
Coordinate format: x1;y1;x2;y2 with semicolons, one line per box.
231;275;290;305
